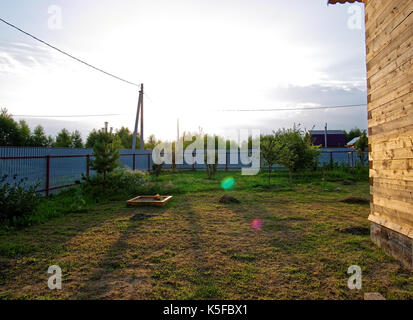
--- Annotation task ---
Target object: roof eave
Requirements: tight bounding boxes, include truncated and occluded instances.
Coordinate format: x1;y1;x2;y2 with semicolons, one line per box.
328;0;364;4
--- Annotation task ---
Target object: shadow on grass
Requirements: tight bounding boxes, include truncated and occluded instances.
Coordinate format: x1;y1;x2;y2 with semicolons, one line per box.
71;206;169;299
0;201;146;299
181;202;224;299
0;201;128;257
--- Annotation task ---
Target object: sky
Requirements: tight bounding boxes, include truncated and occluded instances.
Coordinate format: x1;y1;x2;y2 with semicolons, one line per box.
0;0;368;142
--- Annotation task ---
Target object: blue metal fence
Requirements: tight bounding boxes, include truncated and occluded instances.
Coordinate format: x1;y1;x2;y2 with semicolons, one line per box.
0;147;366;195
0;148;152;195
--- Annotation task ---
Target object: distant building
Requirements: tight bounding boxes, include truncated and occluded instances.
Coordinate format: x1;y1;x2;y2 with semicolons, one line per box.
310;130;347;148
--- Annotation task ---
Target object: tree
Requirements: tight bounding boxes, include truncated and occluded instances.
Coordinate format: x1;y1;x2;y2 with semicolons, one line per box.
90;129;121;180
203;135;219;179
53;129;83;148
1;109;53;147
275;126;320;187
344;128;363;143
31;125;49;147
116;127;133;149
54;129;72;148
205;147;218;180
18;120;32;146
260;134;279;185
0;108;23;146
46;135;54;147
70;130;83;148
355;130;368;167
145;134;158;150
1;108;11;119
205;159;217;179
87;127;135;149
85;129;100;148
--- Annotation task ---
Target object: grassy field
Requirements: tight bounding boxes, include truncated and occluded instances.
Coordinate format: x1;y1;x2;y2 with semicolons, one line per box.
1;170;412;300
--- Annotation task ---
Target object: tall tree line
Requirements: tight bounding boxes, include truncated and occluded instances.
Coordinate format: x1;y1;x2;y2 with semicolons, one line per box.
0;108;156;149
0;108;82;148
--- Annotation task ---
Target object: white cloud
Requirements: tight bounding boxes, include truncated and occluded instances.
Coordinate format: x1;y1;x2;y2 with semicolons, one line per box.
0;0;367;141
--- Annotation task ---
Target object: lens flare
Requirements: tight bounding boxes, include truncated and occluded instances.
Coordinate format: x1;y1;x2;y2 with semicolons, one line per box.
221;177;235;190
251;219;262;231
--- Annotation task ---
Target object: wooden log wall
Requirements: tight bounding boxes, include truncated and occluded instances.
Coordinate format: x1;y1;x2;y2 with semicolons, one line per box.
366;0;413;239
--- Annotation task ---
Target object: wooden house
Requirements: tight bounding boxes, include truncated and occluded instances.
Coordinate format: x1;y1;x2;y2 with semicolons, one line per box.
328;0;413;268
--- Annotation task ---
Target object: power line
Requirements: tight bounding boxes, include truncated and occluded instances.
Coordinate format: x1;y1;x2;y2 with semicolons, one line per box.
13;103;367;118
220;103;367;112
0;17;140;88
13;113;123;118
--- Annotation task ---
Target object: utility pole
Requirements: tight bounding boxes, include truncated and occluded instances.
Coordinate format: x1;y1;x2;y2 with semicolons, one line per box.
132;84;144;150
177;118;180;142
324;123;328;148
140;83;144;150
132;93;141;150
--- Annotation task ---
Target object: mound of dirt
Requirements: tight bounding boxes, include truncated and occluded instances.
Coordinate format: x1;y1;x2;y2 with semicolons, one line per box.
339;197;369;204
219;195;241;204
338;226;370;235
130;213;151;221
341;180;356;185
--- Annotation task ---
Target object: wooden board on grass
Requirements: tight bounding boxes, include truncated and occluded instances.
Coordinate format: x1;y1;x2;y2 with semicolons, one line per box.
126;195;173;207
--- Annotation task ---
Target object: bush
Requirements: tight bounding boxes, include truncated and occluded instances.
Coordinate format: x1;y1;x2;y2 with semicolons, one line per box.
0;174;40;227
81;169;148;200
118;170;148;194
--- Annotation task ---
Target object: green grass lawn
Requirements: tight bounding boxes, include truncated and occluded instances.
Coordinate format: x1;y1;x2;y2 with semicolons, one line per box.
1;170;412;300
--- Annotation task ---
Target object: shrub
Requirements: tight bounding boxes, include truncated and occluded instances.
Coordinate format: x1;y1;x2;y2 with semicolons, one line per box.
119;170;148;193
0;174;40;227
81;169;148;200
